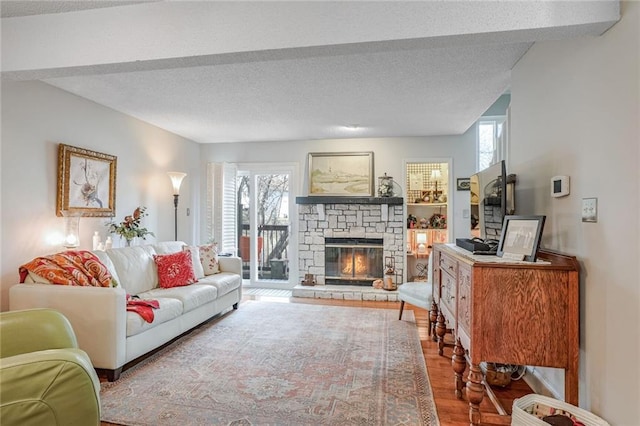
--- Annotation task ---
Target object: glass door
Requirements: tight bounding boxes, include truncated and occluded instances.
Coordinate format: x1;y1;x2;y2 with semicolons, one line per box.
237;164;297;288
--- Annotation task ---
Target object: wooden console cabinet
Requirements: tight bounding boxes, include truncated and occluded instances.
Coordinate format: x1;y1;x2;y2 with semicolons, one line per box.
432;244;579;425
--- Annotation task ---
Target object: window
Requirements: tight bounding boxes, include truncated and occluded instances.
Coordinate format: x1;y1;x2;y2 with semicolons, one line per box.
477;116;508;171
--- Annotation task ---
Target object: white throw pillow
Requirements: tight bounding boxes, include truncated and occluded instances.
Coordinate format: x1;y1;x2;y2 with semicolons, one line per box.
199;244;219;275
182;245;206;279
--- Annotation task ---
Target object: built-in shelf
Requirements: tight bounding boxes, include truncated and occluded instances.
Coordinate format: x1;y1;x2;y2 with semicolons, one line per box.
295;196;403;205
407;202;447;207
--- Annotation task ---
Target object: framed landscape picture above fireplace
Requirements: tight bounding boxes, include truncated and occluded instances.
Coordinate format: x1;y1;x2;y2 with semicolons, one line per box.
308;151;374;196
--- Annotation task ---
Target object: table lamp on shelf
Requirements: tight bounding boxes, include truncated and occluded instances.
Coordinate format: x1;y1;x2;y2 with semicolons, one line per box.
416;232;428;254
431;169;442;200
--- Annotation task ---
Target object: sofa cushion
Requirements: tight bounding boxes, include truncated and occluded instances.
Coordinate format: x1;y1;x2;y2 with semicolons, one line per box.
182;246;205;279
105;246;158;295
153;241;187;255
198;272;241;297
125;297;183;337
92;250;121;287
153;251;197;289
199;244;219;275
141;284;218;314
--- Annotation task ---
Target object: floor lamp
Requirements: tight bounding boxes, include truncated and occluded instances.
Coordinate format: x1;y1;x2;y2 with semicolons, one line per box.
167;172;187;241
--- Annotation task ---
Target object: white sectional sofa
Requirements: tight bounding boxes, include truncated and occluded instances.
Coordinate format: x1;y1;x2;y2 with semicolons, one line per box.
9;241;242;381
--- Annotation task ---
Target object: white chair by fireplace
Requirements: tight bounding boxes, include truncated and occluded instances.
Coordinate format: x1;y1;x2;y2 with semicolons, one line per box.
398;253;435;336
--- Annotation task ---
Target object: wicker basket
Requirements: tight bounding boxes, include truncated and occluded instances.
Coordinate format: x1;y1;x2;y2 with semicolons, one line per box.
511;394;610;426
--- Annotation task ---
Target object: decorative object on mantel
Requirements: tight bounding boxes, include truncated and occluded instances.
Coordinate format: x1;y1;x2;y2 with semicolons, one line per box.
167;171;187;241
308;151;374;196
373;279;384;289
56;143;117;217
107;206;154;247
377;173;394;197
301;273;316;286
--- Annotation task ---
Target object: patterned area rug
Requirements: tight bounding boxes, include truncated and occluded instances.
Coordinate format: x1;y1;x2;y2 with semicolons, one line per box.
100;301;439;425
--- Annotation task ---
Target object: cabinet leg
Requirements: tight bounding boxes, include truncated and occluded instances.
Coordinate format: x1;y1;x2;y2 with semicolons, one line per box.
429;300;439;341
435;311;447;356
452;338;466;399
466;363;484;426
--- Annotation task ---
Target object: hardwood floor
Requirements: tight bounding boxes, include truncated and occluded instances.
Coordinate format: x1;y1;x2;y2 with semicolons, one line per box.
101;294;534;426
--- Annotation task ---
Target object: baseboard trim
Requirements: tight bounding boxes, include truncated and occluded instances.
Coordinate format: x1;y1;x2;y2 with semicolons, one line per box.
523;367;563;400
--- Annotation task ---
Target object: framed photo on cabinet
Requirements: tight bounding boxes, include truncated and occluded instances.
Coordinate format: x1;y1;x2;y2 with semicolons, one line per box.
497;215;546;262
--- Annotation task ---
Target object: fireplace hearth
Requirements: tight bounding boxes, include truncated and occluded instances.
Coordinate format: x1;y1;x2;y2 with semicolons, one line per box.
325;238;383;285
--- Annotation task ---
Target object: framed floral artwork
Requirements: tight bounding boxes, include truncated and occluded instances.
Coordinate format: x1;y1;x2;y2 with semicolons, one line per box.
56;143;117;217
308;151;374;196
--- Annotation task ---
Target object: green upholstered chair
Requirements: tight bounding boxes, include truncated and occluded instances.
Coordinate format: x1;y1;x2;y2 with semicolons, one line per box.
0;308;101;425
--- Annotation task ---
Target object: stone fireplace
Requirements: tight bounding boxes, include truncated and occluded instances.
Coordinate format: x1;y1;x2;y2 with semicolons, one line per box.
295;196;404;289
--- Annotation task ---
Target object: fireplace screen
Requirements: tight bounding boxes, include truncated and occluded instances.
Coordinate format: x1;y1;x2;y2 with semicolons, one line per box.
324;238;384;285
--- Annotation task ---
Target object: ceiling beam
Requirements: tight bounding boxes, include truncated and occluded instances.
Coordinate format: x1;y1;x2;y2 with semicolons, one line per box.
2;1;619;80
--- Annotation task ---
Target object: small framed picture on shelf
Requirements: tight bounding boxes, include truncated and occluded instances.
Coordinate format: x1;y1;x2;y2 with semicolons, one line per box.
420;190;432;203
497;215;546;262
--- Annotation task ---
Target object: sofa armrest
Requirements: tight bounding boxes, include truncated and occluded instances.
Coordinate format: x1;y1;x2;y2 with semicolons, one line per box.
9;284;127;370
0;348;101;425
218;256;242;277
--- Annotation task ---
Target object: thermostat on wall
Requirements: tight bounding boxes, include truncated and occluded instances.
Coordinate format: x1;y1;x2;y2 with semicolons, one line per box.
551;176;570;198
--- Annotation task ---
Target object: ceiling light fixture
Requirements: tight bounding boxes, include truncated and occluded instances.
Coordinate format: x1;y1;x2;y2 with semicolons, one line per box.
343;124;361;131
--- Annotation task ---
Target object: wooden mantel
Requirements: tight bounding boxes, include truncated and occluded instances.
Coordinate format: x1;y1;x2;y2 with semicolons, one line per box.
295;196;403;205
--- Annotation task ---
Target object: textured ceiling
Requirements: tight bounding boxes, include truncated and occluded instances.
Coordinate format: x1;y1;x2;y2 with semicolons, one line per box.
1;1;620;144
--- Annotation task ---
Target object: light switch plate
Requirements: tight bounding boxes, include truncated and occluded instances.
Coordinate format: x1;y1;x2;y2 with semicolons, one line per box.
582;198;597;222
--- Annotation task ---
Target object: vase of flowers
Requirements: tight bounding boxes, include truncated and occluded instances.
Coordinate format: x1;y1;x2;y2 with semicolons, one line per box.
107;206;155;246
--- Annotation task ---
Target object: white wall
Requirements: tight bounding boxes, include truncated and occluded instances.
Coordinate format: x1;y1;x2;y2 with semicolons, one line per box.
0;81;200;310
199;132;477;244
510;2;639;424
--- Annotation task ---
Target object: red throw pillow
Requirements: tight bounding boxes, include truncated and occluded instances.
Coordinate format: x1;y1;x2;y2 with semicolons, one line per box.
154;251;197;288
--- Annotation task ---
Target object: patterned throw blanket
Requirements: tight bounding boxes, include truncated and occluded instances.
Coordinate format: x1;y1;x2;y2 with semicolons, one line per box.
19;250;113;287
126;295;160;323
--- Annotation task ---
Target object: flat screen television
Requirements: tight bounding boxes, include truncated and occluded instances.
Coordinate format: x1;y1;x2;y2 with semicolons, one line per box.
469;160;516;242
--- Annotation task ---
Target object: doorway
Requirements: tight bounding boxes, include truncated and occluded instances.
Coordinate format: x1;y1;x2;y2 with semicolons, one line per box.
237;164;297;289
404;159;453;282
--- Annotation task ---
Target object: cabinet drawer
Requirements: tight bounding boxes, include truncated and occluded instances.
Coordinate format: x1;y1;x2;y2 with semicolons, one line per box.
457;263;472;335
441;270;457;315
439;252;458;277
440;304;455;331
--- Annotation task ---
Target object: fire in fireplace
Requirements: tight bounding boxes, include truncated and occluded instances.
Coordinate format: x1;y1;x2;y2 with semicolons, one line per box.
324;238;384;285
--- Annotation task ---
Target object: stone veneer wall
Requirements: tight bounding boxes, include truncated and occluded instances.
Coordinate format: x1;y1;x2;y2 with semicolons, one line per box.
298;203;404;285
